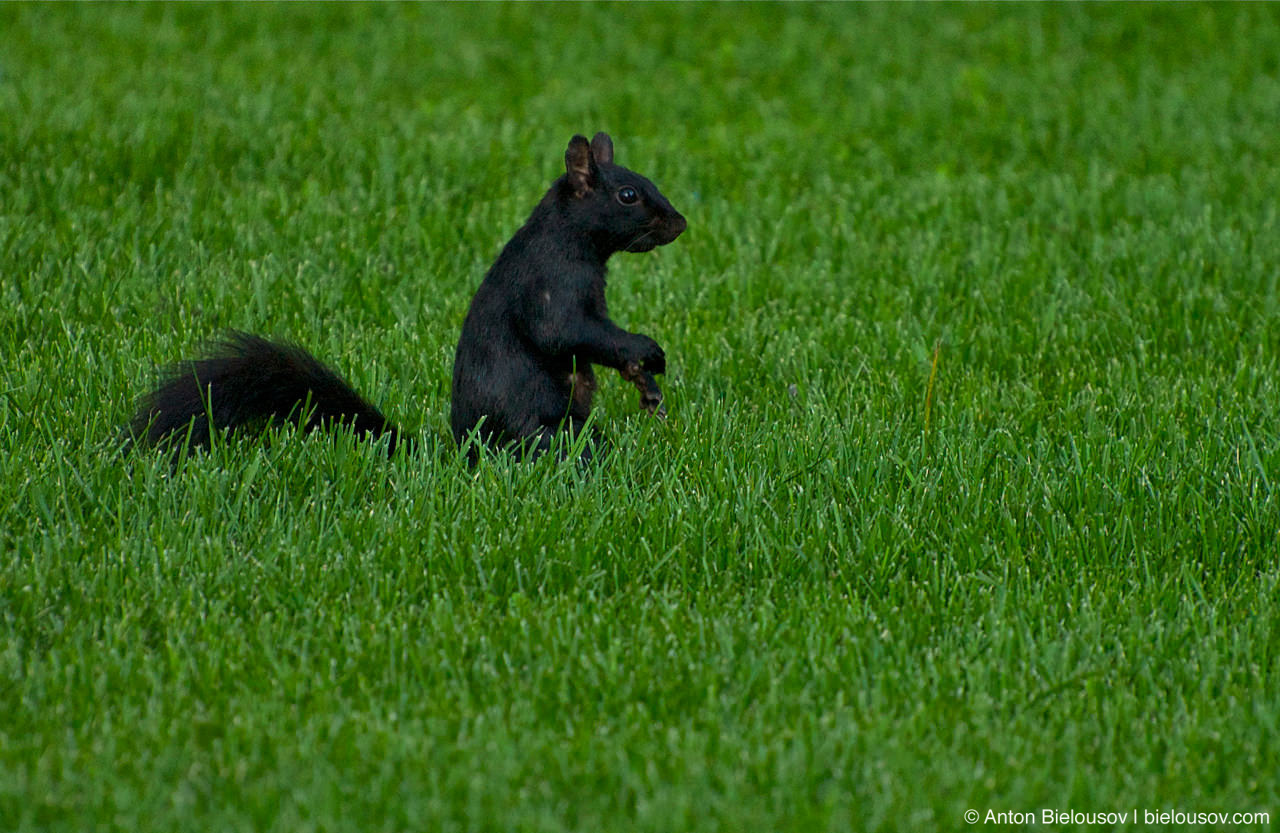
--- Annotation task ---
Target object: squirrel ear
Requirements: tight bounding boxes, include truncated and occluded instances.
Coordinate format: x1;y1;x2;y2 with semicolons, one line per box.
590;132;614;166
565;134;595;197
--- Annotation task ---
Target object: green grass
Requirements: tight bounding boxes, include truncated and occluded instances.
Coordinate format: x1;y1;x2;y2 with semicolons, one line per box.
3;3;1279;831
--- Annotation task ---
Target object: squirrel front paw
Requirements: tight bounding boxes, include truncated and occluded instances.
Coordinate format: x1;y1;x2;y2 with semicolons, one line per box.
630;335;666;376
621;362;666;419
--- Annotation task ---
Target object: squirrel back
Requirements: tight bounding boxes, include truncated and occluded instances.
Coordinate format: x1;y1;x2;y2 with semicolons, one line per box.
127;132;684;461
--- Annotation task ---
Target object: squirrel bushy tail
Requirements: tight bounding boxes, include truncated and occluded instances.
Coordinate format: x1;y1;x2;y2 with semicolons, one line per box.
127;332;404;454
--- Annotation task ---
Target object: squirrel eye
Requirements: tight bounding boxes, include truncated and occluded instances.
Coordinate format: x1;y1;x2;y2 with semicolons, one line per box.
617;186;639;205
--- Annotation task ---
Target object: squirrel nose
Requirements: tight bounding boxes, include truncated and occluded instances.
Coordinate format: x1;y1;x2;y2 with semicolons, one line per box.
668;212;687;237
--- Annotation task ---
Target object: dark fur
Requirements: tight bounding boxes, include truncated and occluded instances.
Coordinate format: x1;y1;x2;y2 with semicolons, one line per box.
126;132;684;461
127;332;404;454
450;132;684;458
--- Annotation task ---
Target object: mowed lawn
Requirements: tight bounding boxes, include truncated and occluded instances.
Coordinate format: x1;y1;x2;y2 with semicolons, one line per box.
2;4;1278;831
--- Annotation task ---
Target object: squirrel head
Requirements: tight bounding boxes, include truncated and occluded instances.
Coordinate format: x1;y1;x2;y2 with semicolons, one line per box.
561;132;686;254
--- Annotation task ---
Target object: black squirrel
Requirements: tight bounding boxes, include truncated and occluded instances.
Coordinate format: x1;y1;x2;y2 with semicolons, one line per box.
127;132;686;461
